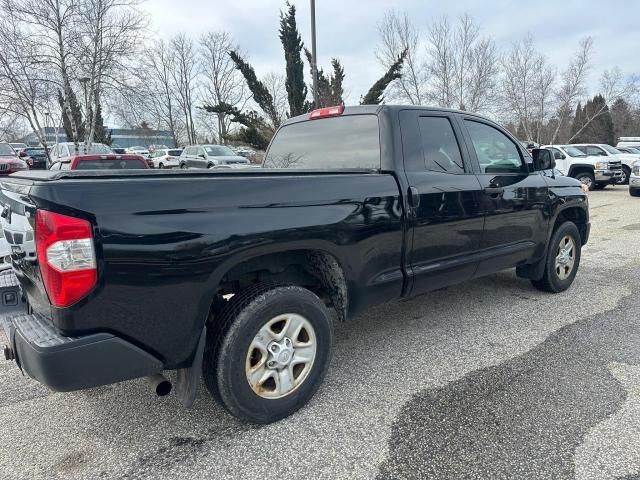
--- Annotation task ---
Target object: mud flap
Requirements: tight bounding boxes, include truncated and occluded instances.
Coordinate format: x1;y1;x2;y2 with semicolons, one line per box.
175;326;206;407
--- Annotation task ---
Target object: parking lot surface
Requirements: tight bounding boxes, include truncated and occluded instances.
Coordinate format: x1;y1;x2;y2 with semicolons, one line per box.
1;186;639;480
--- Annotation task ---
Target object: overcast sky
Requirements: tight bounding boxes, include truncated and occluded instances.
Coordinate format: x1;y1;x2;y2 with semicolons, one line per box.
143;0;640;104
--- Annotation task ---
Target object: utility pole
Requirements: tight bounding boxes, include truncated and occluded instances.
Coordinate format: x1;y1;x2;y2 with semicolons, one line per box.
310;0;319;107
79;76;90;146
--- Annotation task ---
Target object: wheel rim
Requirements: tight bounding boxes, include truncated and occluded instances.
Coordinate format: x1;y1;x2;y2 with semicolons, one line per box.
620;170;628;184
555;235;575;280
159;163;164;169
578;175;593;188
245;313;317;399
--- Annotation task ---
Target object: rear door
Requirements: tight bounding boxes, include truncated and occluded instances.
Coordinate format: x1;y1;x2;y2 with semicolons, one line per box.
400;110;485;296
458;117;548;276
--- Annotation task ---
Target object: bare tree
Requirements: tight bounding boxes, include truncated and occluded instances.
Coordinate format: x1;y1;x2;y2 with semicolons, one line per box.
551;37;593;143
170;34;198;144
0;14;51;147
262;72;288;126
375;10;427;105
75;0;146;149
2;0;83;151
199;31;248;143
427;14;498;112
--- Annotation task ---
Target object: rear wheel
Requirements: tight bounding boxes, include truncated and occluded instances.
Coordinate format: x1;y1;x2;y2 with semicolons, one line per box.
203;284;333;423
180;162;187;169
531;221;581;293
620;166;631;185
575;172;595;191
593;183;607;190
159;162;164;169
630;188;640;197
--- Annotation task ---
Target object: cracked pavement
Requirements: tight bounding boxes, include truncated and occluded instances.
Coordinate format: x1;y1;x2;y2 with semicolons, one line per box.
1;186;639;479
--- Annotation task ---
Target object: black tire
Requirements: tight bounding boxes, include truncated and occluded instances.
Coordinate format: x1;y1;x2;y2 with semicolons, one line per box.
593;183;607;190
159;162;164;169
531;221;582;293
620;165;631;185
203;283;333;423
575;172;595;191
180;162;187;169
630;187;640;197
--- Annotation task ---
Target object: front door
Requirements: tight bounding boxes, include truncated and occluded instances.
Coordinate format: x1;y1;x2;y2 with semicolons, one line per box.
458;118;548;277
400;110;485;296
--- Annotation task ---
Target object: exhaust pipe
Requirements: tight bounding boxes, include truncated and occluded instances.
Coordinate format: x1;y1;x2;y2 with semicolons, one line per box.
146;373;172;396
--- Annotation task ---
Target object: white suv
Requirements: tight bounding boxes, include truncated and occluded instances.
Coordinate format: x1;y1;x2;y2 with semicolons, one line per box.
571;144;638;185
49;143;113;164
630;161;640;197
543;145;621;190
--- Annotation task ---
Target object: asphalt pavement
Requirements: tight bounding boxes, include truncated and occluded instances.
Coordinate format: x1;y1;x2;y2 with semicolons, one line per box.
0;186;639;479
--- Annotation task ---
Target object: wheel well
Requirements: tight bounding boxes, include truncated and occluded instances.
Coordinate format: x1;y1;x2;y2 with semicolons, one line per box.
216;250;348;322
568;165;593;178
554;207;588;244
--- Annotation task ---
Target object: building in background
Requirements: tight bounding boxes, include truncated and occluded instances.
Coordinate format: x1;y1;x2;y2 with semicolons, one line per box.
21;127;175;149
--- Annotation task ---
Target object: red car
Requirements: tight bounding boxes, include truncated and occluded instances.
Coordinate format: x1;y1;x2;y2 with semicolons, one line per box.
49;154;150;171
0;143;29;175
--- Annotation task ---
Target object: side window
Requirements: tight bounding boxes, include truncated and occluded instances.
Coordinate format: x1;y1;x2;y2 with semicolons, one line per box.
417;117;464;174
464;120;525;174
50;162;60;170
549;148;564;160
50;145;58;158
586;146;606;156
198;147;205;157
60;162;71;170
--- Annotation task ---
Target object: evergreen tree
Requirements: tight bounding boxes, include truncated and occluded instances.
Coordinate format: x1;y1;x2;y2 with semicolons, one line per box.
279;2;308;116
569;102;583;143
304;49;344;108
57;89;85;142
93;102;112;146
610;98;634;142
571;95;614;144
361;49;407;105
330;59;345;105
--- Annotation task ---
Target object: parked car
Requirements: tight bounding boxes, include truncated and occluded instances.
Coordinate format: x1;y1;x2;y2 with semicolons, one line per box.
571;144;638;185
21;147;48;169
616;137;640;149
542;144;622;190
151;148;183;169
616;146;640;155
49;142;113;164
127;146;151;158
8;143;27;153
179;145;251;169
234;146;255;158
0;143;28;175
49;154;150;171
630;161;640;197
0;105;589;424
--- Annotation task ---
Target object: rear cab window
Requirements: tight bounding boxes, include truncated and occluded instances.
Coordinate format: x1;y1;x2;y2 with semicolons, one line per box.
264;115;380;169
74;159;147;170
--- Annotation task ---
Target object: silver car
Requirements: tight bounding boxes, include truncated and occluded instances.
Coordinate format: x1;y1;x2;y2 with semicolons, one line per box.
630;161;640;197
179;145;251;169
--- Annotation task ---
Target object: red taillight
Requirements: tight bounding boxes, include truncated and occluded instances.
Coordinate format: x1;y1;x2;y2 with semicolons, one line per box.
35;210;97;308
309;105;344;119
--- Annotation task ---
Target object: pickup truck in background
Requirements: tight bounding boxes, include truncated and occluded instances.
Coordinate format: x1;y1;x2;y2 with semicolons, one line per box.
543;144;623;190
0;105;590;423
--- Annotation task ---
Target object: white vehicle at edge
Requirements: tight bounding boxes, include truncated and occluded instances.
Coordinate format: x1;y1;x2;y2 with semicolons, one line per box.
542;144;621;190
150;148;183;169
571;143;639;185
630;160;640;197
126;146;151;159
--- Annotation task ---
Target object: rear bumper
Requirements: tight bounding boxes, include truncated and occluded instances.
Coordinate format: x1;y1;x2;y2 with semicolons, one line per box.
2;312;163;392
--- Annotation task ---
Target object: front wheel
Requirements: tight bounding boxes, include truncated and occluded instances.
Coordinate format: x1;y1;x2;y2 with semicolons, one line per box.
630;188;640;197
180;162;187;169
159;162;164;169
619;166;630;185
531;221;582;293
203;284;333;423
575;172;595;191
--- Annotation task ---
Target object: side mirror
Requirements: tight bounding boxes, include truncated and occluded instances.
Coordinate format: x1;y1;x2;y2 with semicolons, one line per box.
198;154;205;159
532;148;556;171
553;151;565;160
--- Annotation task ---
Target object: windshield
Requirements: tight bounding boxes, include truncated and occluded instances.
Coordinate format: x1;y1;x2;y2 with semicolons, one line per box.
562;146;586;157
168;149;182;156
264;115;381;169
0;144;16;156
601;145;622;155
68;144;112;155
204;145;235;156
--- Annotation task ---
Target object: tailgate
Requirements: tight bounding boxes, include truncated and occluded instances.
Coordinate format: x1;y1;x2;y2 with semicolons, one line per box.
0;179;49;312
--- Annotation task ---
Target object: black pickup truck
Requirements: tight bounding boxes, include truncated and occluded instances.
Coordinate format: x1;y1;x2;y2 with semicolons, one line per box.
0;105;589;423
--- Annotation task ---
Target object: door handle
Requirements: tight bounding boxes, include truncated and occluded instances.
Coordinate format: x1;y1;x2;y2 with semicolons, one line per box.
408;186;420;208
483;186;504;198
